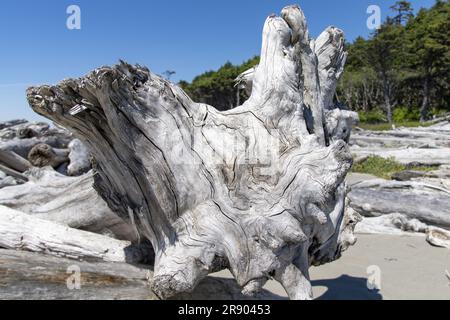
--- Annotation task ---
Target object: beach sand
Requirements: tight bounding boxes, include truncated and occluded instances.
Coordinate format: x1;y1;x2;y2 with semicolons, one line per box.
213;234;450;300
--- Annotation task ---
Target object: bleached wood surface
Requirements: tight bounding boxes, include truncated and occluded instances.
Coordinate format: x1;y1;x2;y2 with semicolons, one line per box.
0;168;137;241
351;121;450;166
0;205;148;263
26;4;358;300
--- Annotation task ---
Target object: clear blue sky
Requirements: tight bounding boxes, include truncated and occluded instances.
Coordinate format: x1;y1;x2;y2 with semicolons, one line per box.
0;0;435;121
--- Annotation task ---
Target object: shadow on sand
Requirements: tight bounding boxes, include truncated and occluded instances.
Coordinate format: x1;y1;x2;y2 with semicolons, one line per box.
184;274;382;300
312;274;383;300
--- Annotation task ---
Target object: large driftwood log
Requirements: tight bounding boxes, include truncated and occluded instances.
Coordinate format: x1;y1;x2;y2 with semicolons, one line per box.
0;149;32;172
0;249;284;300
26;4;358;300
349;179;450;229
350;122;450;166
0;167;137;241
355;213;450;249
0;205;149;263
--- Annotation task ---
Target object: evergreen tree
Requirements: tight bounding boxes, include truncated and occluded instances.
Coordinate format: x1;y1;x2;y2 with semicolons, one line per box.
390;1;414;25
403;0;450;121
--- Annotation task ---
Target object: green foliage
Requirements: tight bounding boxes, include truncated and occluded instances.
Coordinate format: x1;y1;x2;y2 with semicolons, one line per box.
179;56;260;111
392;106;420;122
390;1;414;24
351;156;436;179
358;109;385;123
337;0;450;123
177;1;449;121
357;121;432;131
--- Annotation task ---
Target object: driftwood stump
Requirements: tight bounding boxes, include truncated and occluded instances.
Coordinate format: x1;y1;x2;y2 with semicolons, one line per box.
27;4;358;300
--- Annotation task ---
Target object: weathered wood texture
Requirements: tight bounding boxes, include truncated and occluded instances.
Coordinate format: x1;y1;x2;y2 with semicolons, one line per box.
0;119;92;182
348;179;450;229
0;205;149;263
0;168;137;241
355;213;450;249
0;249;285;300
351;121;450;166
26;4;358;300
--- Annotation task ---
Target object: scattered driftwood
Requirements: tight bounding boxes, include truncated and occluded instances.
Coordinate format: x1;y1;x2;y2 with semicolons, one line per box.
0;120;72;157
0;119;92;182
391;167;450;182
0;136;70;159
0;163;28;182
0;205;150;263
0;121;49;140
27;4;358;300
352;122;450;149
351;147;450;166
355;213;450;249
0;167;137;241
349;179;450;229
0;119;28;131
351;121;450;166
0;249;284;300
0;149;32;172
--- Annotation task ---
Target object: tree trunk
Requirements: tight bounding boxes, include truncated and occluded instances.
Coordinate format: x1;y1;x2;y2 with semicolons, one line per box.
420;76;430;123
26;5;358;300
382;80;393;124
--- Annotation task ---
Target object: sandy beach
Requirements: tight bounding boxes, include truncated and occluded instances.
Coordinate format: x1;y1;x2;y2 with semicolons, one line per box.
214;233;450;300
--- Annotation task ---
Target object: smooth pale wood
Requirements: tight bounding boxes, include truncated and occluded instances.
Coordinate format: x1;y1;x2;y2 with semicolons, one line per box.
0;163;28;182
0;205;149;263
26;4;357;300
0;167;138;241
0;149;32;172
349;179;450;229
351;121;450;166
356;213;450;249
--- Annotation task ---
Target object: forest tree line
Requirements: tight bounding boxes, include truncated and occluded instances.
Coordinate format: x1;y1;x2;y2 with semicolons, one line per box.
179;1;449;123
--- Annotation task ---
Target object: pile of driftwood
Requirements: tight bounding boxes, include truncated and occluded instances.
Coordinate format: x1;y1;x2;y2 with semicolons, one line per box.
0;119;91;188
348;119;450;248
351;119;450;166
